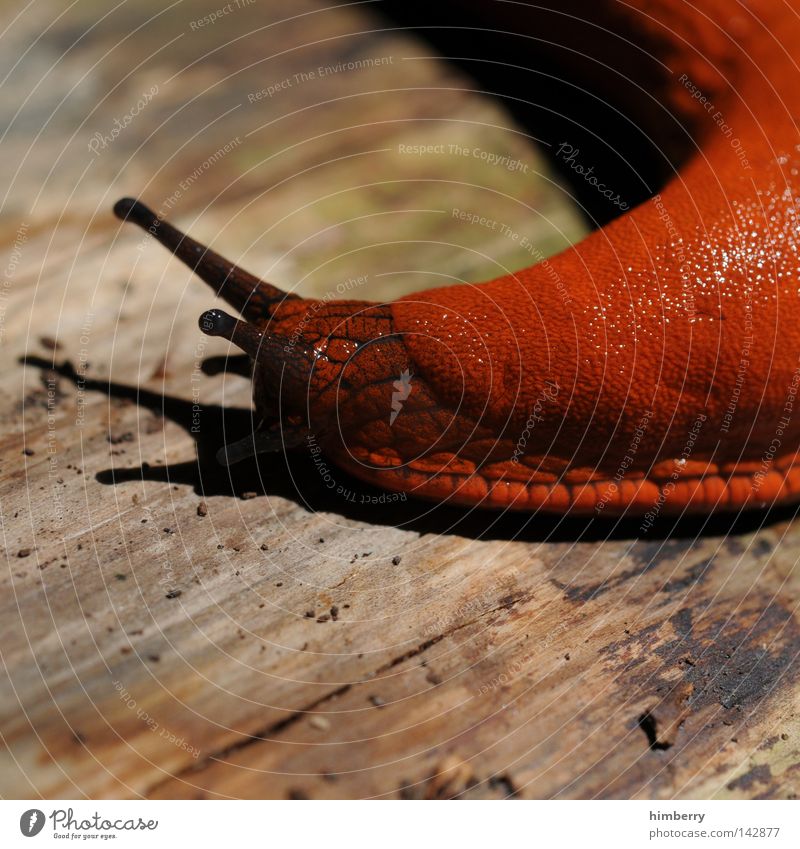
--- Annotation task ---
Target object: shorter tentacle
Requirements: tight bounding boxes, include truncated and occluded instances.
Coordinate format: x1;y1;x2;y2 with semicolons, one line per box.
217;421;308;466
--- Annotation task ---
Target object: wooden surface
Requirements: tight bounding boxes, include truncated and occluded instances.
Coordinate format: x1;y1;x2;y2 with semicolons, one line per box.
1;0;799;800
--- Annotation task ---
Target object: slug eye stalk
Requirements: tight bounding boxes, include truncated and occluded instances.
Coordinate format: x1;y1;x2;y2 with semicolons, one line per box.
198;309;265;359
196;309;319;466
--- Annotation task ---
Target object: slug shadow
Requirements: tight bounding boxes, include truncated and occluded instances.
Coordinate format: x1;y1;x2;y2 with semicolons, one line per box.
375;0;692;228
23;355;800;543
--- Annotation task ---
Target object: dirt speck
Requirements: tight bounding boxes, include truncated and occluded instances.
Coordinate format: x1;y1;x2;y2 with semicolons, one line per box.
107;431;134;445
287;788;309;800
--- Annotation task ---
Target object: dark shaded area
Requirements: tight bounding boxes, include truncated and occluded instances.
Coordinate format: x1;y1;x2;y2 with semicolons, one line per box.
21;355;800;543
604;602;800;759
376;0;698;227
661;557;714;593
201;353;251;378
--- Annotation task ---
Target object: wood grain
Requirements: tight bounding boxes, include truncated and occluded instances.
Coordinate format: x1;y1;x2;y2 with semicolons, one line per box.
1;0;798;800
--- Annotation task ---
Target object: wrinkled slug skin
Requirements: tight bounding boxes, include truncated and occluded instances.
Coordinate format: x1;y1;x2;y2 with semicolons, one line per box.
119;1;800;515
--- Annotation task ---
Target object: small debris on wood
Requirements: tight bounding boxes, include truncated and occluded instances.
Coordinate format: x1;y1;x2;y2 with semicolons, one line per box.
369;695;385;708
165;590;182;599
309;715;330;731
18;549;31;558
287;789;309;800
197;502;208;517
149;354;169;380
488;774;518;799
240;491;258;500
392;555;402;565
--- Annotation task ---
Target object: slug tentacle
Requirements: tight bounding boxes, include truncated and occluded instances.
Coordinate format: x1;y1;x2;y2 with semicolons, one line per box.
113;197;298;320
198;306;317;387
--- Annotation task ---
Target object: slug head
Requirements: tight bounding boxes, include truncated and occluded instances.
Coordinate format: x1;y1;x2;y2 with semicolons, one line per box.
197;298;420;467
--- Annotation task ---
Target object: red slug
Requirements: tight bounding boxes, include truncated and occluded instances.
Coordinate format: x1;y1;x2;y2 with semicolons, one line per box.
114;1;800;516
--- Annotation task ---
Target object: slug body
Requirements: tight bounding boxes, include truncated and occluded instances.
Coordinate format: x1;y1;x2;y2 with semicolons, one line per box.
116;0;800;515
